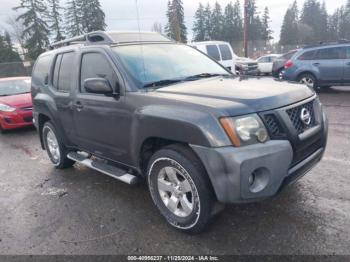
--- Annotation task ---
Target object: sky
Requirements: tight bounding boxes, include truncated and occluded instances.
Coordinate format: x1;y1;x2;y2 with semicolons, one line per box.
0;0;348;41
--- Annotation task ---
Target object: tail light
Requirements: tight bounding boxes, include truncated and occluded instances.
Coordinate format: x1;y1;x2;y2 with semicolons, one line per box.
284;60;294;69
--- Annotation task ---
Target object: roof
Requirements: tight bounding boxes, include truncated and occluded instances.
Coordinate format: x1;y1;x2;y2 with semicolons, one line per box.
190;41;230;45
51;31;172;49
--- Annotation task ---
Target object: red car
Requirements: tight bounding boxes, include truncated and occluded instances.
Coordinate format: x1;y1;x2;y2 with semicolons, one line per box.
0;77;33;133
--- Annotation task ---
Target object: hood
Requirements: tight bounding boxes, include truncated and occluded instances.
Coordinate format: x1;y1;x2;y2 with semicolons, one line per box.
0;93;32;108
151;77;314;116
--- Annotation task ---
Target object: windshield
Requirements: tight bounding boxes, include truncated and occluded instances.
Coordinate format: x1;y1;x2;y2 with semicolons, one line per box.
112;44;230;88
0;79;31;96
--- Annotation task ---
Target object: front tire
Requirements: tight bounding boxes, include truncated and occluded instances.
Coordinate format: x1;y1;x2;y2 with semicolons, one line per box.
42;121;74;169
147;144;216;234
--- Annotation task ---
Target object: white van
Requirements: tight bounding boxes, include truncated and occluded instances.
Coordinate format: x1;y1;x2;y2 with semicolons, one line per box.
190;41;258;75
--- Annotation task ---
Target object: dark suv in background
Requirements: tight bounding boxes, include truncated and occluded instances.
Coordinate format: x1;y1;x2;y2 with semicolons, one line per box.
272;50;298;79
31;31;328;233
283;42;350;90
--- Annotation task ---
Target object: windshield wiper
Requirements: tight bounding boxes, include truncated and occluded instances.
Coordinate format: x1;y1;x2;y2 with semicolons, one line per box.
143;79;183;89
183;73;231;81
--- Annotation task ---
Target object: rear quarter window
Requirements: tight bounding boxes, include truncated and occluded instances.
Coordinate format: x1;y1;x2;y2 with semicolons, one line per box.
206;45;221;61
298;50;317;60
32;55;52;86
51;52;76;92
219;45;232;61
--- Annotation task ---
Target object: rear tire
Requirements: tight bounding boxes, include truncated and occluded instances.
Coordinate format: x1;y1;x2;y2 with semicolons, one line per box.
298;73;318;91
42;121;74;169
147;144;217;234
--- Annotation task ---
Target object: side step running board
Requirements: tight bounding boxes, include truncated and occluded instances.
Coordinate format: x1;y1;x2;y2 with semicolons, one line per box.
67;152;139;185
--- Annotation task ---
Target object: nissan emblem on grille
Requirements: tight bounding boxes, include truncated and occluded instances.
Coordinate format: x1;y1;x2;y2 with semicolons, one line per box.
300;108;311;125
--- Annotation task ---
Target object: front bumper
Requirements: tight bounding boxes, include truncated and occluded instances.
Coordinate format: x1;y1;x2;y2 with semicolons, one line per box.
0;110;33;130
191;101;328;204
191;140;325;203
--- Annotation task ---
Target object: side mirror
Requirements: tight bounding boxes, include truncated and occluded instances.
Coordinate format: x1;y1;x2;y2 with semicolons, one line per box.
84;78;113;95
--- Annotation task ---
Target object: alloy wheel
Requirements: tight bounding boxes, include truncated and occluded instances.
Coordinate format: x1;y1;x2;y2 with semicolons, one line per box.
157;166;196;217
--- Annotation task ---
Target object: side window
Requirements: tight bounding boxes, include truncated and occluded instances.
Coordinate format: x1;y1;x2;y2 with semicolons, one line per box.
219;44;232;61
32;55;52;86
52;54;62;89
298;50;317;60
206;45;221;61
345;46;350;59
314;47;342;60
258;57;269;63
80;52;117;93
57;52;75;92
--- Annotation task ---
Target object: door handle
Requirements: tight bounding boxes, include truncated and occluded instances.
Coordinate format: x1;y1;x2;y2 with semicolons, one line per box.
313;63;320;66
73;101;84;111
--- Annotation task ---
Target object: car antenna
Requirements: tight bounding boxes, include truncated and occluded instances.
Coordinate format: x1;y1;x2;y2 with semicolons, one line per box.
135;0;147;88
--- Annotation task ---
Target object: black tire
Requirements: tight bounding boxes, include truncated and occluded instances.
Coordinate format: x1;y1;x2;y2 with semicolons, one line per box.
147;144;216;234
42;121;74;169
298;73;318;91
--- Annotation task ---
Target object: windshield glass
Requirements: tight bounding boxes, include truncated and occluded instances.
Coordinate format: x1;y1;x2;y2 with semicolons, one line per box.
0;79;31;96
112;44;230;88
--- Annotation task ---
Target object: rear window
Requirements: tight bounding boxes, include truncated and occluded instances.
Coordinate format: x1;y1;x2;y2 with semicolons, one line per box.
219;44;232;61
314;47;343;60
206;45;221;61
52;52;75;92
32;55;52;86
282;51;297;60
298;50;317;60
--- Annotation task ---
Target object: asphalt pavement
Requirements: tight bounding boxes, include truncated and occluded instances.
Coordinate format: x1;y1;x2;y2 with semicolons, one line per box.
0;86;349;255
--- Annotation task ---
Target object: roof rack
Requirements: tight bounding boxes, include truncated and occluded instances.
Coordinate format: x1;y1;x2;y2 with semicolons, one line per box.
303;39;350;49
50;31;172;49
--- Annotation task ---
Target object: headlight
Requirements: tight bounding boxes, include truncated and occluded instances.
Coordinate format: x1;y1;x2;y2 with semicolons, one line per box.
220;114;269;147
0;103;16;112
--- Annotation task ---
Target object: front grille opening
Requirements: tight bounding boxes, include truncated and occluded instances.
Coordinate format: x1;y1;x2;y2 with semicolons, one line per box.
264;114;285;138
287;101;316;134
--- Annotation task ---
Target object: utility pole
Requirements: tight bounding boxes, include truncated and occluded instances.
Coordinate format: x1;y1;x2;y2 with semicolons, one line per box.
244;0;248;57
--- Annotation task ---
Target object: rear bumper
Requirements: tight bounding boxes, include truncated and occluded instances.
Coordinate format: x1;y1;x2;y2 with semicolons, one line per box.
0;110;33;130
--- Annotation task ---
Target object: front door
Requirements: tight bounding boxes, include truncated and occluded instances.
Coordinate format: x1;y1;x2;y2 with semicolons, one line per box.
72;50;130;163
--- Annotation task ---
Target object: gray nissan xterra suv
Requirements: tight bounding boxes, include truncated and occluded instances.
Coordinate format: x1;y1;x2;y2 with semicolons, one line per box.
32;31;328;233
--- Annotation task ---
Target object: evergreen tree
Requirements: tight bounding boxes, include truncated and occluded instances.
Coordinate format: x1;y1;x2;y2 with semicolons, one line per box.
151;22;163;34
300;0;328;44
4;31;12;49
223;1;243;44
203;3;212;40
211;2;224;40
13;0;49;60
193;3;206;41
261;7;273;43
279;0;299;46
165;0;187;42
46;0;64;41
339;0;350;39
78;0;106;33
65;0;82;37
246;0;263;42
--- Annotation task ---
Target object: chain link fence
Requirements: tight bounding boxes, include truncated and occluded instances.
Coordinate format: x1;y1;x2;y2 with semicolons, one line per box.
0;61;33;78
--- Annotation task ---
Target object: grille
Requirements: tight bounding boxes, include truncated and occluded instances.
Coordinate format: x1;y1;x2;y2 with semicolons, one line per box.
287;101;316;134
264;114;284;138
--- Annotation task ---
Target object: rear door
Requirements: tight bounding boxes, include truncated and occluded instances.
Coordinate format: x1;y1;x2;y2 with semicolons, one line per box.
257;56;271;73
342;46;350;82
50;52;77;139
313;47;344;83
